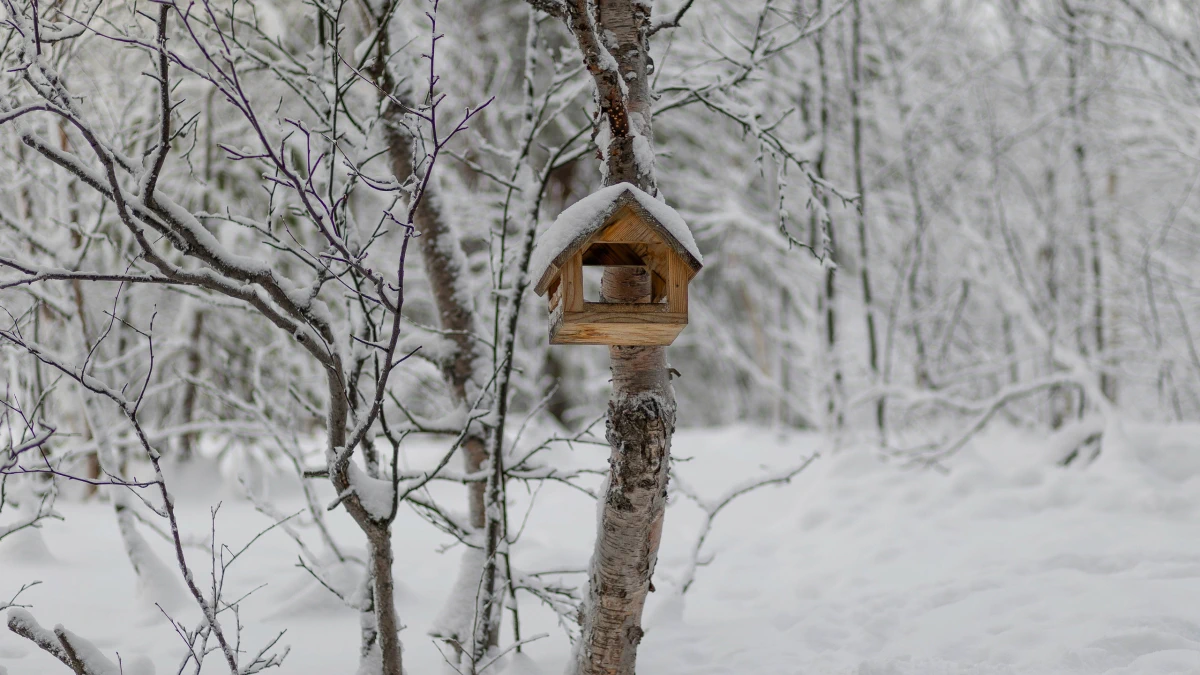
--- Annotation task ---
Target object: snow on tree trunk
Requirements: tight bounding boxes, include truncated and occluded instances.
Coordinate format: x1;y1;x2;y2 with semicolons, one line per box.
114;497;187;611
367;8;494;657
326;377;404;675
80;384;186;610
7;609;120;675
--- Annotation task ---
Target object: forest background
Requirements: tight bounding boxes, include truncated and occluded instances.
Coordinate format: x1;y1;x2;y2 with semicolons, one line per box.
3;0;1200;674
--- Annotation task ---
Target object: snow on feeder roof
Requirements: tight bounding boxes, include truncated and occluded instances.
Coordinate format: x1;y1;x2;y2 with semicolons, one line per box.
532;183;703;346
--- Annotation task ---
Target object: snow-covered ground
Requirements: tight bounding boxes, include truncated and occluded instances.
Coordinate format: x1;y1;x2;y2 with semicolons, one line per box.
4;423;1200;674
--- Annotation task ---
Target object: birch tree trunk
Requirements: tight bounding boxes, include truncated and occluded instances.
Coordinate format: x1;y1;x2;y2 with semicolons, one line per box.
571;2;675;673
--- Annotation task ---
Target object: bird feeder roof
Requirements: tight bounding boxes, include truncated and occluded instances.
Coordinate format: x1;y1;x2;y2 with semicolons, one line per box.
531;183;703;296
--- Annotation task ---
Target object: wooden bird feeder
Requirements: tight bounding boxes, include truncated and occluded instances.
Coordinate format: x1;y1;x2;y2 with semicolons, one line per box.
531;183;703;346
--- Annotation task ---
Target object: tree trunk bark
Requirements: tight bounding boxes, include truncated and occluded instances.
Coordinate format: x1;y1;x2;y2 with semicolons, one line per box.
850;0;883;437
366;6;495;656
574;269;675;675
382;100;497;658
178;308;204;461
1065;6;1111;404
813;0;843;431
572;2;676;674
326;374;405;675
384;165;486;528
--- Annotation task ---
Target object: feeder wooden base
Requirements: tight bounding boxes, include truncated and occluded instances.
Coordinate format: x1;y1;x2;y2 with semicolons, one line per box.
549;303;687;346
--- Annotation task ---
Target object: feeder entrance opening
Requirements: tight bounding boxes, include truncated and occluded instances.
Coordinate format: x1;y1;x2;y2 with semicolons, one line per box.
580;242;668;305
